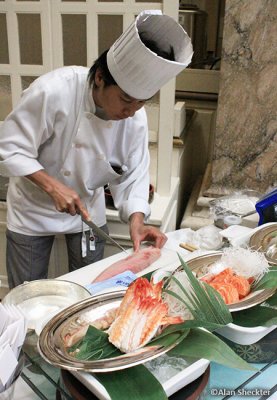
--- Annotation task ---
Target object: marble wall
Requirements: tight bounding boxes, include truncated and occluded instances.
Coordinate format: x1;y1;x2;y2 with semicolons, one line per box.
207;0;277;196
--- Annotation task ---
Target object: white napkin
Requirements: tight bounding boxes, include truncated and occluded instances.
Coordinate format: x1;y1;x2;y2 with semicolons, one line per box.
164;226;223;255
0;344;18;387
219;222;277;248
0;304;27;391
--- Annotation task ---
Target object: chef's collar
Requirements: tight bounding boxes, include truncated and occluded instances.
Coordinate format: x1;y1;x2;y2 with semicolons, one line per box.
85;82;96;114
86;81;110;120
107;10;193;100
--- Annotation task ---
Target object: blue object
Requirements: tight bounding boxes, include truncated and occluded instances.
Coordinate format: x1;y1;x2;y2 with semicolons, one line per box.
85;270;137;295
255;187;277;225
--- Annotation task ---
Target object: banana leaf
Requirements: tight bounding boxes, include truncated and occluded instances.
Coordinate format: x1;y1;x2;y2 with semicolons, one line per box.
95;365;168;400
69;326;121;360
163;254;233;327
93;327;256;400
252;266;277;290
232;291;277;327
168;328;256;371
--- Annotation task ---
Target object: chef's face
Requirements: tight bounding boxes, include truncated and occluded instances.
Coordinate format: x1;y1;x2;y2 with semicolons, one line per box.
93;70;146;120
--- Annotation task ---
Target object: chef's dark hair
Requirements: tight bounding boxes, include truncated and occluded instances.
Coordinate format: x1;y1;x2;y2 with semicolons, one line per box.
88;35;175;88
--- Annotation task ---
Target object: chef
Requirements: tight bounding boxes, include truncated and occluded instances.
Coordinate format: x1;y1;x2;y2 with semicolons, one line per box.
0;10;193;288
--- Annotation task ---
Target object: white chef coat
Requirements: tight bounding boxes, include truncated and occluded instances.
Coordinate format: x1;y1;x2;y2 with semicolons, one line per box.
0;66;151;235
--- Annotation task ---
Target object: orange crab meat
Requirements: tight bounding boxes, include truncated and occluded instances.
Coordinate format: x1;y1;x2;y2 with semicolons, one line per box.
108;277;183;353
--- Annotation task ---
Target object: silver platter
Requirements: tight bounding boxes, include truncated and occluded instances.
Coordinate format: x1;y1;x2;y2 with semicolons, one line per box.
38;290;184;373
249;223;277;266
186;253;276;312
2;279;91;331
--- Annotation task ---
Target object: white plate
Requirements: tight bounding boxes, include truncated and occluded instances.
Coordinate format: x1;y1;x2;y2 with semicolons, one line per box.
216;323;277;345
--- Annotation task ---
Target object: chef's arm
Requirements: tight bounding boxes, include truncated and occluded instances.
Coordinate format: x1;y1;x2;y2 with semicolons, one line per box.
129;212;167;251
26;170;89;219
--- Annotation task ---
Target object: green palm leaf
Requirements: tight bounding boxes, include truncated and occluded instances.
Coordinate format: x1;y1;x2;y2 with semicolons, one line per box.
163;254;232;328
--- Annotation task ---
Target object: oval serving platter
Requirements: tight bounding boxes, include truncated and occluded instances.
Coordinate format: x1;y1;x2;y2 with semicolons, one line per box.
186;252;276;312
38;290;185;373
249;223;277;266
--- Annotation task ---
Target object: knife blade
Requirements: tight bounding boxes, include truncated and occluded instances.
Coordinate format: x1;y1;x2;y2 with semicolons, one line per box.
81;214;128;254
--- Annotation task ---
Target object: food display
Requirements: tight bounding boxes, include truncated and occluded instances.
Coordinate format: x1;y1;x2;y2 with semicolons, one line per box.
57;247;276;361
36;246;277;400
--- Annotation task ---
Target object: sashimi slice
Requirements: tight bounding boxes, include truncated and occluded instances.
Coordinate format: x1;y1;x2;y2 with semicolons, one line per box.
209;282;240;304
228;275;251;299
93;247;161;283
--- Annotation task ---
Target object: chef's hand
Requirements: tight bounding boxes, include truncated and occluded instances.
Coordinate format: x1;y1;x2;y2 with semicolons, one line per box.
26;170;90;219
129;212;167;252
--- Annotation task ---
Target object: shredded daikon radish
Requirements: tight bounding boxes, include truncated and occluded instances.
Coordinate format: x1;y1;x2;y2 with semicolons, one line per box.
163;271;194;320
209;247;269;282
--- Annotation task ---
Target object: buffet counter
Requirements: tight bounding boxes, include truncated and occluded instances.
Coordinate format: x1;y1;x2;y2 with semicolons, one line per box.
15;238;277;400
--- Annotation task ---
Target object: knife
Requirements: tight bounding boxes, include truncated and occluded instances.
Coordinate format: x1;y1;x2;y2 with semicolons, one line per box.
81;214;128;254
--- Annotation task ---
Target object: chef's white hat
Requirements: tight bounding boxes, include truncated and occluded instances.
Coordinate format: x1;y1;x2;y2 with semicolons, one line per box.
107;10;193;100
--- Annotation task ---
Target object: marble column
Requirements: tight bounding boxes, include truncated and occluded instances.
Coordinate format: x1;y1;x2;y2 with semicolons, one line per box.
205;0;277;197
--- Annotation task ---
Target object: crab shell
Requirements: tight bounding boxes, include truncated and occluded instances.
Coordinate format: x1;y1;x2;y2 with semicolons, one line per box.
108;277;183;353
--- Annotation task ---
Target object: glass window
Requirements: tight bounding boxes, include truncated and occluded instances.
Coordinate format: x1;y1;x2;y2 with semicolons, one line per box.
17;14;43;65
98;15;123;55
135;0;161;2
0;13;9;64
21;76;38;90
0;75;12;120
62;14;87;66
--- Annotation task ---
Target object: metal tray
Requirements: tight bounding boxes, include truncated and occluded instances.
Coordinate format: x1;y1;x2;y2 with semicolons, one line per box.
249;223;277;265
186;253;276;312
38;291;185;373
2;279;91;331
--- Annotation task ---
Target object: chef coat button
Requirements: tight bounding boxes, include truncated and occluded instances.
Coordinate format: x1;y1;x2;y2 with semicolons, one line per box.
86;113;93;119
121;165;128;172
98;154;105;160
64;170;71;176
107;122;112;128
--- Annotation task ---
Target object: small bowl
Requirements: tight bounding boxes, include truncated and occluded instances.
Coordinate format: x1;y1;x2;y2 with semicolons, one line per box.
104;184;154;210
2;279;91;331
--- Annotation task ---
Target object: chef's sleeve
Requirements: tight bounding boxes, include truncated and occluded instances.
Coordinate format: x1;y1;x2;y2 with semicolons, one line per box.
0;82;56;177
